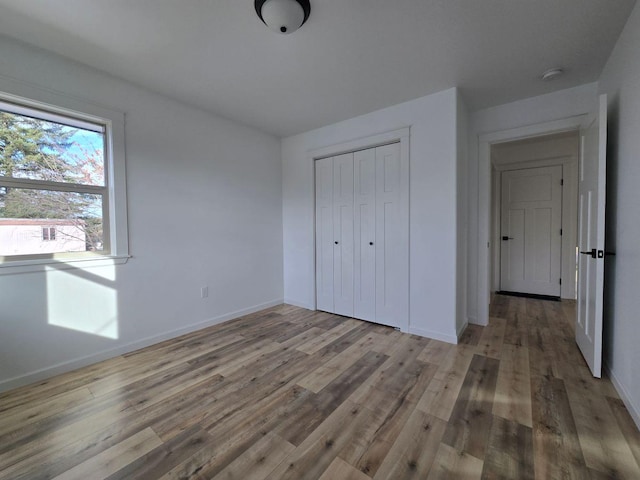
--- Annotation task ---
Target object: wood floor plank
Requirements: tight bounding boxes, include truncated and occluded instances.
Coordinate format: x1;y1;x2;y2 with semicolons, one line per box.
564;378;640;479
0;387;94;436
103;426;213;480
459;325;484;346
417;338;454;365
481;415;534;480
0;356;129;412
297;330;380;393
277;350;388;446
476;317;507;359
0;402;137;479
319;457;372;480
263;398;373;480
0;392;132;459
154;348;311;440
415;345;475;421
607;396;640;470
372;409;447;480
51;427;163;480
442;354;500;460
492;343;532;428
530;375;590;480
502;307;529;348
426;443;484;480
296;319;362;354
339;363;438;477
527;324;558;378
87;334;247;397
211;432;295;480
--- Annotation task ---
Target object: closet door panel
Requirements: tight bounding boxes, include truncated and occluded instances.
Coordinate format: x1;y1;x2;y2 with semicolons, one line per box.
333;153;354;317
315;157;334;313
375;143;408;328
354;148;376;322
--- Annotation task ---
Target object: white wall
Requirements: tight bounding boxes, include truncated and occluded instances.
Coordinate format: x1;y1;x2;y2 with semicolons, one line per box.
598;2;640;426
0;36;284;391
282;88;460;343
456;92;469;335
467;83;598;323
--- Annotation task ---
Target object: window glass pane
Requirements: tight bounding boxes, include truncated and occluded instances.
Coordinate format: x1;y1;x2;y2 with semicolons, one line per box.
0;109;104;186
0;187;104;256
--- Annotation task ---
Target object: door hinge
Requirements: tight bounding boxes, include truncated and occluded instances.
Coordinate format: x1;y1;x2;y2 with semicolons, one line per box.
561;178;564;186
560;229;563;236
559;278;562;285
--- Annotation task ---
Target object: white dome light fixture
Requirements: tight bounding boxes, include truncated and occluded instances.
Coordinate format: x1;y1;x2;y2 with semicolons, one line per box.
255;0;311;34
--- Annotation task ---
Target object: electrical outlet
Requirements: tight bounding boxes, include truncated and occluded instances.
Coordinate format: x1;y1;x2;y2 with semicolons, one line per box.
201;286;209;299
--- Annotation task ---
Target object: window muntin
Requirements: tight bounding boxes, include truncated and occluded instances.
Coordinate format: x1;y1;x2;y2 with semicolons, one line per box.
0;100;110;260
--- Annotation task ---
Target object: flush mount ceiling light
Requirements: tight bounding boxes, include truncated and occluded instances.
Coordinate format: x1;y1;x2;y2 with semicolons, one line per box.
541;67;564;81
255;0;311;34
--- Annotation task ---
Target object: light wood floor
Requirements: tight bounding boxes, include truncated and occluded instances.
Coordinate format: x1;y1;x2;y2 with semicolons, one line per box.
1;296;639;479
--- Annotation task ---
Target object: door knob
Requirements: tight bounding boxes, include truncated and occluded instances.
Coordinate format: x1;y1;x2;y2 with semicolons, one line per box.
502;236;514;241
334;241;339;245
580;248;597;258
369;242;374;246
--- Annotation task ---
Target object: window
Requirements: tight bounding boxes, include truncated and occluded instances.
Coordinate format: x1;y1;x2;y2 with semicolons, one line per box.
0;89;128;272
42;227;56;241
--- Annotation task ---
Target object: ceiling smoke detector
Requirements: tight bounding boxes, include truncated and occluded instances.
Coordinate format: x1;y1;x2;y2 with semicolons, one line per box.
541;68;564;81
255;0;311;34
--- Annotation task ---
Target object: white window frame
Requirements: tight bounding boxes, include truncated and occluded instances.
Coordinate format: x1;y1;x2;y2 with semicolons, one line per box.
0;87;129;275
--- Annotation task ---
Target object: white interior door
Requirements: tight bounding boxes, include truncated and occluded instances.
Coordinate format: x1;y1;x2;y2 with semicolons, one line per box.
576;94;608;378
333;153;354;317
500;166;563;297
354;148;376;322
375;143;408;328
315;157;334;313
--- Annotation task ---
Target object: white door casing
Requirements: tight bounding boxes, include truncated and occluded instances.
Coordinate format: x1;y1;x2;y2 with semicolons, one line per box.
500;166;563;297
332;153;355;318
576;94;608;378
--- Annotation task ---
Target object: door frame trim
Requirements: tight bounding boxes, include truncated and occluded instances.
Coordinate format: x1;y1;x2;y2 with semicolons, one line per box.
476;115;588;326
308;127;411;332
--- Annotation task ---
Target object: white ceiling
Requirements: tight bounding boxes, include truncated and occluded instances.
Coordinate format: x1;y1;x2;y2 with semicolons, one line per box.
0;0;635;137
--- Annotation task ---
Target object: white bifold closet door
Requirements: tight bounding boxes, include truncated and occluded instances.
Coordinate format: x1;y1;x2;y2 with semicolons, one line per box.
315;157;334;313
315;142;407;330
354;148;376;322
332;153;355;317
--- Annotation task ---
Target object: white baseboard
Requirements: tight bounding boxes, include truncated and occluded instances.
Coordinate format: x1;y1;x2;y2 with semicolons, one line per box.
409;326;458;345
0;298;284;393
456;321;469;341
283;298;314;310
604;362;640;431
467;315;487;326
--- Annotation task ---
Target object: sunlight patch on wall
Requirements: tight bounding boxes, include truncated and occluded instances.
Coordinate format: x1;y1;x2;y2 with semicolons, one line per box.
46;265;118;339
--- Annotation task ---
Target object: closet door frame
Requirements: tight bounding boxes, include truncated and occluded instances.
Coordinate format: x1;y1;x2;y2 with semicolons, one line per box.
309;127;410;333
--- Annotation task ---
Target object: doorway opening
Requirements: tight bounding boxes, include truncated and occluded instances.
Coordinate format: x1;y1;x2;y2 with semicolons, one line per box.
490;131;580;302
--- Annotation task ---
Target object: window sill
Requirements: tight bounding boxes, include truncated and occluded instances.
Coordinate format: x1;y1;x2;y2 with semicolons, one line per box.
0;254;131;275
